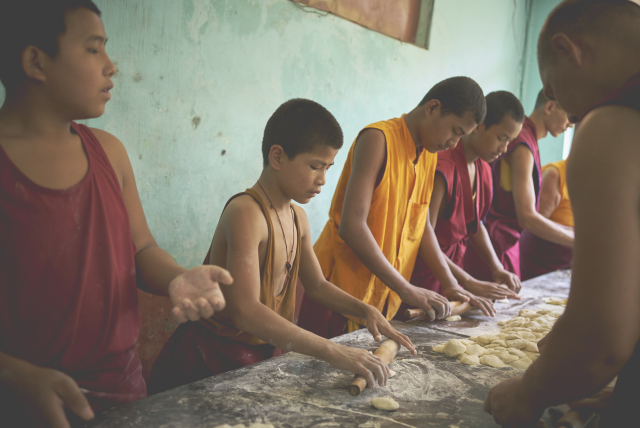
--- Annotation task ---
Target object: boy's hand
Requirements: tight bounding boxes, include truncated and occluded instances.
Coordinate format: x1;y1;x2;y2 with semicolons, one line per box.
568;386;614;412
492;269;522;293
461;277;520;301
399;285;451;320
363;306;417;355
484;376;543;427
169;265;234;323
325;345;391;388
7;363;94;428
443;285;496;317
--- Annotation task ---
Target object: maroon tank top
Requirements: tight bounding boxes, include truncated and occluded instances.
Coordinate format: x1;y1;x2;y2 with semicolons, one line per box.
0;123;145;411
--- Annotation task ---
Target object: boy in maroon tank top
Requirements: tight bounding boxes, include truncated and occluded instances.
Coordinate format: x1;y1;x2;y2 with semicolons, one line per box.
409;91;524;302
0;1;233;426
484;1;640;426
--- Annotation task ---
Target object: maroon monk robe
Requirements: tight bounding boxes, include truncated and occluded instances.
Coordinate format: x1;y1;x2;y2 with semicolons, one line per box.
464;117;542;280
519;229;573;280
0;123;145;418
583;70;640;428
405;143;492;311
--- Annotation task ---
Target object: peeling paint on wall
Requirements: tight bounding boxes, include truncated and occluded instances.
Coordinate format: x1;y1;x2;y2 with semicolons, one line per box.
0;0;532;268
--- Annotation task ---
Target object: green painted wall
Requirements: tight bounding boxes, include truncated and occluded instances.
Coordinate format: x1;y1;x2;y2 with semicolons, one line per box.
0;0;531;268
521;0;566;165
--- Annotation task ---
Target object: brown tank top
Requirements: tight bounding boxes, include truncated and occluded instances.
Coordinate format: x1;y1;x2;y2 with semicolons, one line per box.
199;188;301;345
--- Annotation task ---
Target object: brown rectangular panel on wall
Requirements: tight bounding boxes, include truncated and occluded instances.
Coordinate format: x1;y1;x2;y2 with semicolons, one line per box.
294;0;423;44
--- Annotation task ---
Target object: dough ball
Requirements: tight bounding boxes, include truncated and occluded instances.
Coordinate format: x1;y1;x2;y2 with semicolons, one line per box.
498;320;508;326
445;315;462;321
524;341;539;353
370;397;399;411
506;339;528;349
459;354;480;365
510;358;533;370
496;298;509;303
519;309;537;316
479;355;506;368
432;344;446;353
523;351;539;361
517;332;537;341
496;333;507;340
444;339;467;357
537;310;551;315
505;334;520;340
491;339;507;347
465;344;485;356
460;339;475;346
478;335;499;345
507;348;526;358
485;344;501;349
470;336;479;342
248;424;275;428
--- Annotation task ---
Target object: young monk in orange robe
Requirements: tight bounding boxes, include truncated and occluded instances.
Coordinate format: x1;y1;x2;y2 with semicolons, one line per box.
520;158;574;280
484;1;640;426
148;99;414;395
298;77;495;339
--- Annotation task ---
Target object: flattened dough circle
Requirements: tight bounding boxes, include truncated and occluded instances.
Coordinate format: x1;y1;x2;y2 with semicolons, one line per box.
371;397;400;411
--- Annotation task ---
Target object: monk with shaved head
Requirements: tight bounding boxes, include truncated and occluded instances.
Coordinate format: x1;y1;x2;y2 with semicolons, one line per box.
484;0;640;426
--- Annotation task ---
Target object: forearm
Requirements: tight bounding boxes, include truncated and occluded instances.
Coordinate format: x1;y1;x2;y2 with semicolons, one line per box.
445;255;472;285
418;225;458;290
135;246;187;296
470;225;504;274
234;303;334;359
304;280;371;319
0;352;35;389
522;316;623;409
340;222;410;294
519;212;574;247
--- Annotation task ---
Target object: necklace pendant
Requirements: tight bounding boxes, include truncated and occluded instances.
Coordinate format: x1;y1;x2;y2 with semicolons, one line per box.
285;262;292;273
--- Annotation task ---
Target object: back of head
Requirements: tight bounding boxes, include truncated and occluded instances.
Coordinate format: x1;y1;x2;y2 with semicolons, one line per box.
538;0;640;64
484;91;525;129
0;0;101;94
534;89;551;112
262;99;343;167
418;76;486;125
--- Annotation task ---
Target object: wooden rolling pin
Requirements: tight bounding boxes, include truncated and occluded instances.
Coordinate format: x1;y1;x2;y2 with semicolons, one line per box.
404;300;472;321
348;339;398;396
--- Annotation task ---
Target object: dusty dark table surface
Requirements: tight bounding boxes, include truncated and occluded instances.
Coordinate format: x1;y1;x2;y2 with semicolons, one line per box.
87;270;572;428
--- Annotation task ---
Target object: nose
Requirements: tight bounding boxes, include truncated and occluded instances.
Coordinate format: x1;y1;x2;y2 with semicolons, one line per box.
105;54;117;77
317;170;327;186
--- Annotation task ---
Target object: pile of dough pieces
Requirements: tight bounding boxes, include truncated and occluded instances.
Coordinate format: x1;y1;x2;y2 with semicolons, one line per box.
432;308;561;369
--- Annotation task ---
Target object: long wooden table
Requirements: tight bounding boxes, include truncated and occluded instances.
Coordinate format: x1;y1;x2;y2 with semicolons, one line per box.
87;270;576;428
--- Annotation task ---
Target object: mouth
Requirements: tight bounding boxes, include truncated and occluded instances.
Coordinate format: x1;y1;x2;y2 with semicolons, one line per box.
101;84;113;97
308;190;321;197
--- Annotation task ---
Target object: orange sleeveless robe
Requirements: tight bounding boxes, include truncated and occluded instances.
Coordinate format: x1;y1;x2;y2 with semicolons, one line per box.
313;115;437;332
147;189;301;393
545;160;573;227
520;159;574;280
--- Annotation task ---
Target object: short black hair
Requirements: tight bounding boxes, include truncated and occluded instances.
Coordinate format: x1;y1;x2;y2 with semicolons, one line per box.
417;76;486;125
483;91;525;129
534;89;550;111
538;0;640;64
262;99;343;167
0;0;101;94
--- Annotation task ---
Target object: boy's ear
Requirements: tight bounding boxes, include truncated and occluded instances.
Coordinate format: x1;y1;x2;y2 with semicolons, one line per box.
550;33;583;68
473;123;485;134
544;100;556;116
21;45;49;83
268;145;286;170
423;99;441;117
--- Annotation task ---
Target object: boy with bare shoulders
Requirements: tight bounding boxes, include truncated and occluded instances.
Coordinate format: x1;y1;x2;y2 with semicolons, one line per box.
484;0;640;426
0;1;233;427
148;99;415;395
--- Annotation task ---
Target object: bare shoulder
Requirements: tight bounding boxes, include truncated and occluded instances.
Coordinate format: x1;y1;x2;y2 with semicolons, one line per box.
355;128;386;151
220;194;269;242
569;106;640;194
89;127;131;179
